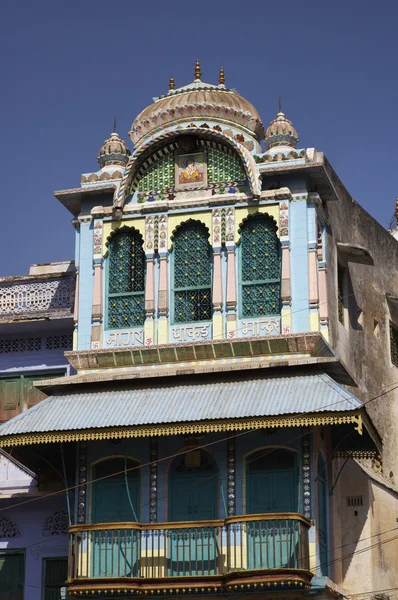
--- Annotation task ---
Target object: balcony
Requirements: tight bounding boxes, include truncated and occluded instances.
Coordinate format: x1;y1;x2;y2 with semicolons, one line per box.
0;275;74;321
68;514;311;597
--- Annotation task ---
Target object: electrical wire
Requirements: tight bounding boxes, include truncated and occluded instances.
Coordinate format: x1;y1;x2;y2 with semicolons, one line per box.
1;380;397;514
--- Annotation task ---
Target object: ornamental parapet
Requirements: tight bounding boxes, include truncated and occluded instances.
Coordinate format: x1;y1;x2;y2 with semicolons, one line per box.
0;272;75;322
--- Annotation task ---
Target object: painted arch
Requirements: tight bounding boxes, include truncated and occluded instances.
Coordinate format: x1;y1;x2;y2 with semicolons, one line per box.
113;127;261;217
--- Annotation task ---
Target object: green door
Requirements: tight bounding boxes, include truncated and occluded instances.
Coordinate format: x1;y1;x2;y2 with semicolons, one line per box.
0;553;24;600
91;457;140;578
168;451;218;576
246;449;298;570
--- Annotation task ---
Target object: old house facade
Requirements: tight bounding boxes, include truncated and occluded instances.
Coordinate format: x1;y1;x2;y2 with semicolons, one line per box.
0;63;397;599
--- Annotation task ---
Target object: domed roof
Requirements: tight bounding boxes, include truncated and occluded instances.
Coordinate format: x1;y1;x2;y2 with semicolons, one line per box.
98;131;131;167
265;111;298;150
130;64;264;147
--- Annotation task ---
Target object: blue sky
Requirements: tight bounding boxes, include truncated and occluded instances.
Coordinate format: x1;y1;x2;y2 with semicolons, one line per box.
1;0;397;276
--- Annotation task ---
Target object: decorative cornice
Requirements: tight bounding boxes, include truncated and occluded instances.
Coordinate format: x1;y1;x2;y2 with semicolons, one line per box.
0;411;362;448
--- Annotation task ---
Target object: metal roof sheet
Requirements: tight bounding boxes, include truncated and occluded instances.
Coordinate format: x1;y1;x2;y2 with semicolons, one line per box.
0;371;361;438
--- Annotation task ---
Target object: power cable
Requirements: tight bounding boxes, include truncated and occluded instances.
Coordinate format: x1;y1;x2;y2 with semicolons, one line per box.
1;380;397;514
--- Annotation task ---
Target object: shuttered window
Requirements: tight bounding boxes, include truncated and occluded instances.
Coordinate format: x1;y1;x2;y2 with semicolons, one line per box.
0;552;25;600
43;558;68;600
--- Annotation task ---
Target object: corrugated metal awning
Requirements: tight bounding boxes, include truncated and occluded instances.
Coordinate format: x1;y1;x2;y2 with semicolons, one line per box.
0;370;363;446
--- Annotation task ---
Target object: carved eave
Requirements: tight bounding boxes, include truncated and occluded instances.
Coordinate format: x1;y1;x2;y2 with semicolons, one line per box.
54;184;117;217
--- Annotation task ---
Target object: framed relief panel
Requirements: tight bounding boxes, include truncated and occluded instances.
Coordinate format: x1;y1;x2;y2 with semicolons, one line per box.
175;152;207;190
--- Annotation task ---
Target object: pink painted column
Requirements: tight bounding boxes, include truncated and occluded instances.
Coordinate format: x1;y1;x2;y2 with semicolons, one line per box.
212;252;223;311
92;262;103;321
281;245;291;302
145;258;155;317
226;250;237;310
308;250;319;304
158;256;168;317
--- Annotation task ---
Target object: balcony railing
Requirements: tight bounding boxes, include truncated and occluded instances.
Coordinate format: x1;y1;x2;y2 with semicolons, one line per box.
68;514;311;594
0;278;73;315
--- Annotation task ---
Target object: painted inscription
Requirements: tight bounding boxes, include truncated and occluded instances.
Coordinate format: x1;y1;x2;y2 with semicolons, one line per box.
172;324;211;343
106;330;145;347
240;319;280;337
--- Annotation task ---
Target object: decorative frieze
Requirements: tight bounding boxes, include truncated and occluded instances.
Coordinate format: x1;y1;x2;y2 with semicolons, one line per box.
302;432;311;519
149;440;158;523
227;437;235;516
279;201;289;238
78;444;87;524
93;220;103;255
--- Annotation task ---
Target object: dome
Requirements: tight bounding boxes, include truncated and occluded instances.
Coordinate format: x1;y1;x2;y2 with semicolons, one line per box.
264;111;298;150
98;131;131;167
130;65;264;148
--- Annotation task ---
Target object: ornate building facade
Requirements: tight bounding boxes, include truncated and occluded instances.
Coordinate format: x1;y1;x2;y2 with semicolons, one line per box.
0;62;397;599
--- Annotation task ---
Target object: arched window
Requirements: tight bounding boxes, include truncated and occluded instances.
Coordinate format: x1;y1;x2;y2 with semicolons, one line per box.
172;222;212;323
239;215;281;318
107;229;146;328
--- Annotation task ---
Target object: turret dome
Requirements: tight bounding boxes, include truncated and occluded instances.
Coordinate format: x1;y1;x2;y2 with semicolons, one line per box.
98;131;131;168
264;111;298;150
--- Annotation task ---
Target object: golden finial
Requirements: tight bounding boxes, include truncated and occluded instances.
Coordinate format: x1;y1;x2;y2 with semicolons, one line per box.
218;67;225;85
194;59;201;80
169;77;175;90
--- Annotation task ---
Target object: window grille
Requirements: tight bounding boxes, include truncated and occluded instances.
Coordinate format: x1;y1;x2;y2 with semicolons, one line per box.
0;337;41;353
240;215;281;318
390;323;398;367
207;147;246;183
45;334;73;350
108;229;146;328
137;153;174;193
173;222;212;323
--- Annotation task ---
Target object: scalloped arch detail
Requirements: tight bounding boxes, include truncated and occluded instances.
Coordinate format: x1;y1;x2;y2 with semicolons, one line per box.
169;218;211;252
113;127;261;217
104;225;145;258
236;211;279;245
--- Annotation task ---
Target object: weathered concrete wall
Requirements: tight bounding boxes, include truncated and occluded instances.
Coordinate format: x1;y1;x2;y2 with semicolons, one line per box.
325;168;398;474
323;165;398;590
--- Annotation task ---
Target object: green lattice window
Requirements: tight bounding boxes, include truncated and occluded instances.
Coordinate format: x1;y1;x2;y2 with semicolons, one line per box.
390;322;398;367
137;154;174;193
108;229;146;328
173;222;212;323
207;147;246;184
240;215;281;318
